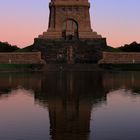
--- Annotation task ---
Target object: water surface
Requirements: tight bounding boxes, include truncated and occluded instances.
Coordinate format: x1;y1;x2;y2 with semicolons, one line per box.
0;71;140;140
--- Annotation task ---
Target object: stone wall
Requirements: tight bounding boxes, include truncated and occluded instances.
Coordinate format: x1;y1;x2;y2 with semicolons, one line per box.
0;52;45;64
99;52;140;64
34;38;107;64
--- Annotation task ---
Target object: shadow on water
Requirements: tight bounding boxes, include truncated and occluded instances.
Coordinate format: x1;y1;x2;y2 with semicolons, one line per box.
0;71;140;140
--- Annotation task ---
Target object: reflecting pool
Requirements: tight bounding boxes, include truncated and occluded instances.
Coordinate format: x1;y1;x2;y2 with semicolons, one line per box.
0;71;140;140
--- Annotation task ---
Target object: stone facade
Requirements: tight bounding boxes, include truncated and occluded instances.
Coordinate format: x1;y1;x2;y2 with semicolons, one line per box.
34;39;106;63
39;0;102;39
99;52;140;64
34;0;107;64
0;52;45;64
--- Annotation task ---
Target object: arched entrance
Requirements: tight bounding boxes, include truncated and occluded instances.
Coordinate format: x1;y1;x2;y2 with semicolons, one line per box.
62;19;79;40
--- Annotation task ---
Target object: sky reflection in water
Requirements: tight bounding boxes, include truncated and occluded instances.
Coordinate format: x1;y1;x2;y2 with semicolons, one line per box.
0;88;50;140
0;71;140;140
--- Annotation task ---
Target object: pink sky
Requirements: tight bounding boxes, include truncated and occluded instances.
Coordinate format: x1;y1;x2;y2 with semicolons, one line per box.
0;0;140;48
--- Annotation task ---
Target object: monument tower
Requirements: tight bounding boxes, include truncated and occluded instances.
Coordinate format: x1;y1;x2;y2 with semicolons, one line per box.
34;0;107;63
39;0;102;40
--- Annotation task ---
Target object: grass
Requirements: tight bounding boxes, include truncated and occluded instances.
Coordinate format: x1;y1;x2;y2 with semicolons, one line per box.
0;64;44;71
100;64;140;71
0;64;33;69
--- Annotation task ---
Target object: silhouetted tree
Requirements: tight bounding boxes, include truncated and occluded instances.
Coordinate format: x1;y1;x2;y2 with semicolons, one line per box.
119;42;140;52
104;45;121;52
16;45;34;52
0;42;19;52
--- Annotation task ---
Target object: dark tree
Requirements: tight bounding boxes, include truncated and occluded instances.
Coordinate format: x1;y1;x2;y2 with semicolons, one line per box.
119;42;140;52
0;42;19;52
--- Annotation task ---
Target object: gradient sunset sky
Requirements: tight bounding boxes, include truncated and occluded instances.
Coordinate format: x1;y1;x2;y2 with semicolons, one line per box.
0;0;140;48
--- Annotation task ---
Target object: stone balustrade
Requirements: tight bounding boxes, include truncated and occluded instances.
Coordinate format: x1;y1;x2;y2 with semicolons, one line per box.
0;52;45;64
99;52;140;64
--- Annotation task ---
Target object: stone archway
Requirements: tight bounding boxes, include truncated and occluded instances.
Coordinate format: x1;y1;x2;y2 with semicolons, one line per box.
62;19;79;40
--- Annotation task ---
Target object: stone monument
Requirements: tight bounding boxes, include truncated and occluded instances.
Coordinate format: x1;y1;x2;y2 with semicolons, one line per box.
34;0;107;63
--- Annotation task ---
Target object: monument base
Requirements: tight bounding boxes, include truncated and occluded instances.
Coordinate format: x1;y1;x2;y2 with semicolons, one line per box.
33;38;107;64
38;30;102;40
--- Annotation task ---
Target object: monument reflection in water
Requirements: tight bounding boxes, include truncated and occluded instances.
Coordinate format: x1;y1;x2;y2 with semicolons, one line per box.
0;71;140;140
